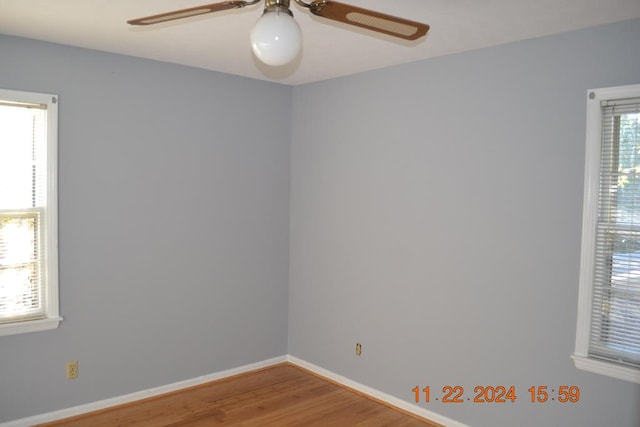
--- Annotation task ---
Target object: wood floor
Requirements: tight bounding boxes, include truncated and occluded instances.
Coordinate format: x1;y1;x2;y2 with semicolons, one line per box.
37;363;440;427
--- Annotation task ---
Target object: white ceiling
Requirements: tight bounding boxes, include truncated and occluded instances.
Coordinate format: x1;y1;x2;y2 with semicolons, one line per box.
1;0;639;86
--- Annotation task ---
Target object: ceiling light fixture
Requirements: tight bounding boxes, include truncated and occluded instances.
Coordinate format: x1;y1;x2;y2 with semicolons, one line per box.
128;1;430;68
250;0;302;66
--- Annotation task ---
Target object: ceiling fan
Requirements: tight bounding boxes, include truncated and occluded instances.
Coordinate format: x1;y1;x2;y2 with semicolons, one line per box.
128;0;429;66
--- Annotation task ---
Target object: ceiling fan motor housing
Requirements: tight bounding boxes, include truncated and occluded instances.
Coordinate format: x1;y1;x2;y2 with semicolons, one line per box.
264;0;294;15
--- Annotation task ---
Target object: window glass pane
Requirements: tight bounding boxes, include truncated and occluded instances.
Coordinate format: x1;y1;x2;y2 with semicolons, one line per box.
0;265;39;317
0;216;41;319
610;238;640;357
0;217;37;263
616;113;640;223
0;105;46;210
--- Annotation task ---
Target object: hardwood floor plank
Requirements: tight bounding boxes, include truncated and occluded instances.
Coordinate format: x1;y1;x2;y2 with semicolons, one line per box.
36;364;440;427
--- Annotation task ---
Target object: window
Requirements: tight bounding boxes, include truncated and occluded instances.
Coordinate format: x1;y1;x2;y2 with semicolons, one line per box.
574;84;640;383
0;88;60;336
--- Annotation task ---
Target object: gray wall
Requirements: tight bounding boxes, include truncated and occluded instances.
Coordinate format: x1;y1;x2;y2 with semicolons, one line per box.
0;36;291;422
289;19;640;427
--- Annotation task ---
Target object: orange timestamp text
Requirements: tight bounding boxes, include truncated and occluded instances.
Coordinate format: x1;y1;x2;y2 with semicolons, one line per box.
412;385;580;404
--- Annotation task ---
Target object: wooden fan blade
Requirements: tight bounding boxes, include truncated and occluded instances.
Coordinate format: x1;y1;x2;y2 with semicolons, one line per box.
127;1;247;26
309;1;429;41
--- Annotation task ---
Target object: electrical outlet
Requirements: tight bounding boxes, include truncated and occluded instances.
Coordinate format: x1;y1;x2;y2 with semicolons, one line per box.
355;343;362;356
66;361;78;379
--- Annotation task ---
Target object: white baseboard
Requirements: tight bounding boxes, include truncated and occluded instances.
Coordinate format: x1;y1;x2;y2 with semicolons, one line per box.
0;355;287;427
286;355;470;427
1;354;468;427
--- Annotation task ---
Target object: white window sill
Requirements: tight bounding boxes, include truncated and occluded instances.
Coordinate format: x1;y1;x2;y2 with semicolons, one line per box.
0;317;63;337
572;353;640;384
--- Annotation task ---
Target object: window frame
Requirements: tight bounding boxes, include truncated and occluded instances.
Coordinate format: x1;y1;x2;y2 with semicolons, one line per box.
0;88;61;336
573;83;640;384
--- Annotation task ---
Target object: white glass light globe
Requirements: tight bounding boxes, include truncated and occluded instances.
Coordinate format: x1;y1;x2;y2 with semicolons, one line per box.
250;11;302;66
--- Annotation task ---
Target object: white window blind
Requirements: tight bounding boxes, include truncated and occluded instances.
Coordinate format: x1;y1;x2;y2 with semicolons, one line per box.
0;89;60;336
590;97;640;367
574;84;640;383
